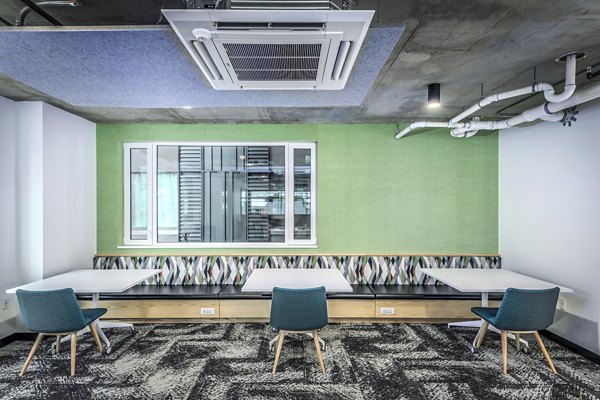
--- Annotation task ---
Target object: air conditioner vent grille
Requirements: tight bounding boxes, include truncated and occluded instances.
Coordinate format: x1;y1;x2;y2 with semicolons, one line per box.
223;43;321;81
224;43;321;58
229;56;320;72
236;70;318;81
162;9;376;89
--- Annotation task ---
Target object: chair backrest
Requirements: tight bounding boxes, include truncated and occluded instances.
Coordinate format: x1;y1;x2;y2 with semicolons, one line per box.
16;288;87;333
270;286;328;332
493;287;560;331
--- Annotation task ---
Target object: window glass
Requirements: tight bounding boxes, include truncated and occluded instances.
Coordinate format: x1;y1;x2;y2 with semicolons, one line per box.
155;145;286;243
129;148;148;240
157;146;180;242
125;143;315;246
293;148;312;240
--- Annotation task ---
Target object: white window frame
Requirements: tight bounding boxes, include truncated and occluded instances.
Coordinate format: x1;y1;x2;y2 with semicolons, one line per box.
287;143;317;245
122;142;317;248
123;143;153;246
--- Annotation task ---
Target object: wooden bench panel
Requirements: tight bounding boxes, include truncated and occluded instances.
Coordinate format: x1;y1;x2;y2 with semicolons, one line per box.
79;300;220;319
219;300;271;319
375;299;501;319
79;299;500;320
328;299;375;318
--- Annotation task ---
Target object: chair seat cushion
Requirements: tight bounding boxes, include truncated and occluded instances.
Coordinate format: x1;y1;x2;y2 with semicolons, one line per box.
82;308;107;325
471;307;499;324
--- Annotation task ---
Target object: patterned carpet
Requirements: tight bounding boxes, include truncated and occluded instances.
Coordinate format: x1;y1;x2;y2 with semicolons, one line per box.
0;323;598;400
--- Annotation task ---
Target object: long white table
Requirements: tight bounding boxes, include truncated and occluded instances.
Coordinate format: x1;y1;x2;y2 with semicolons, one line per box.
7;269;161;354
242;268;352;350
242;268;353;292
420;268;573;350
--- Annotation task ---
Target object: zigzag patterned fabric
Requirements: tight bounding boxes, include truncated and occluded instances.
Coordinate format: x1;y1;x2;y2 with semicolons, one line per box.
93;255;501;286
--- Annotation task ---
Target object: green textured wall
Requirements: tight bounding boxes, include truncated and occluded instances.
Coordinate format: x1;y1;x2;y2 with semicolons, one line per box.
96;124;498;255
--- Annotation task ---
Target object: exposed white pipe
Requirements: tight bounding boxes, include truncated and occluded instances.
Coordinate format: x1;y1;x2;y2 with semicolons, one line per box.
450;54;577;125
395;121;449;138
395;81;600;139
459;81;599;131
450;85;543;125
450;128;478;138
396;53;585;139
539;112;565;122
543;53;577;103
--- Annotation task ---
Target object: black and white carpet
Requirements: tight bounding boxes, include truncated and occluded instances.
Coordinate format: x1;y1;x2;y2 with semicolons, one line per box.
0;323;598;400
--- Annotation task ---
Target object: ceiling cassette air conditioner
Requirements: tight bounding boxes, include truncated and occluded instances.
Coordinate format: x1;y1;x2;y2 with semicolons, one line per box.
162;9;374;90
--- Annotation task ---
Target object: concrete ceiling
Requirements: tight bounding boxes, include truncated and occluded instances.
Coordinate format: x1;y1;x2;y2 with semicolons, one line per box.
1;0;600;124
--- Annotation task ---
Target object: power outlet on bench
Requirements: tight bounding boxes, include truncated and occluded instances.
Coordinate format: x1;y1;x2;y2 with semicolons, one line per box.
557;298;567;311
201;307;215;315
380;307;395;315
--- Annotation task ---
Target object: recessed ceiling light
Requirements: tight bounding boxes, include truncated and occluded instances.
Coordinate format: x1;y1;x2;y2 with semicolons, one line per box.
427;83;441;108
182;106;193;110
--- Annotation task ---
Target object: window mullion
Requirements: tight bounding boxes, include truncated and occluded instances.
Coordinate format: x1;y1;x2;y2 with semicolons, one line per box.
310;143;317;244
150;144;157;246
285;144;294;245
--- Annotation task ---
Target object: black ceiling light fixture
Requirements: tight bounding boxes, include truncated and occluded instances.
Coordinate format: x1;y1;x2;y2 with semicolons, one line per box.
427;83;441;108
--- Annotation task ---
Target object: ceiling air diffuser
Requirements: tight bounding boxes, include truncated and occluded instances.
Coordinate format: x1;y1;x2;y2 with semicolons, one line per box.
162;9;374;90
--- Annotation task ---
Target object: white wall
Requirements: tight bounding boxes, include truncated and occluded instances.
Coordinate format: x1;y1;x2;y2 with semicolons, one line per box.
0;98;96;339
42;103;96;277
499;100;600;354
0;97;20;338
15;102;44;285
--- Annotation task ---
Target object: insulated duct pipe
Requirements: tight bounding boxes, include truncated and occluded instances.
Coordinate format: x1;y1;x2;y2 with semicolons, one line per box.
451;81;600;135
450;84;551;125
396;52;584;139
543;53;577;103
450;53;579;125
396;121;449;134
396;81;600;139
16;0;80;26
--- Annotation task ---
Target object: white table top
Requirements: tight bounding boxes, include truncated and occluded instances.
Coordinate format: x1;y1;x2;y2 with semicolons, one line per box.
420;268;573;293
242;269;353;292
6;269;161;294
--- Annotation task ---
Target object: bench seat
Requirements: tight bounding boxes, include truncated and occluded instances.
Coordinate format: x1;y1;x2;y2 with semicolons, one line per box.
76;283;501;320
326;285;375;299
77;284;499;301
77;285;226;300
217;284;375;299
370;285;504;300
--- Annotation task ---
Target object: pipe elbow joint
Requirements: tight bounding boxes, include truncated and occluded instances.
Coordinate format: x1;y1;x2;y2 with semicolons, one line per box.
394;127;412;139
544;85;576;103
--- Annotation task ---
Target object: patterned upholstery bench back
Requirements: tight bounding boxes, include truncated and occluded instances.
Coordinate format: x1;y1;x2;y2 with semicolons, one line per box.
94;255;501;286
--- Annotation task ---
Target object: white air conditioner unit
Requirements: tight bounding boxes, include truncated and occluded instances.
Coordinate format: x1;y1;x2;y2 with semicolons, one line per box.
162;9;374;90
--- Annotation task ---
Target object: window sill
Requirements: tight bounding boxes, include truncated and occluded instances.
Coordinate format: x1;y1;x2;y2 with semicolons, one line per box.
117;243;318;249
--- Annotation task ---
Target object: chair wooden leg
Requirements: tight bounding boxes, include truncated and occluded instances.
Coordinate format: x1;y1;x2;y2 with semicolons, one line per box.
515;333;521;352
501;331;508;374
19;333;44;377
272;331;285;375
533;331;557;374
89;323;104;353
70;333;77;377
476;321;489;348
55;335;61;354
312;330;326;375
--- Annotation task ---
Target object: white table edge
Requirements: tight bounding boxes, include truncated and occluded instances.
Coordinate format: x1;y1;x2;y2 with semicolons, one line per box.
419;269;573;293
241;269;353;292
5;269;162;294
241;288;354;293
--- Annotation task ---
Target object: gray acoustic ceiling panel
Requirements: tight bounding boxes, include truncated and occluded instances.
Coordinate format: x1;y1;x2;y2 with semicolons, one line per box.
0;25;402;108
